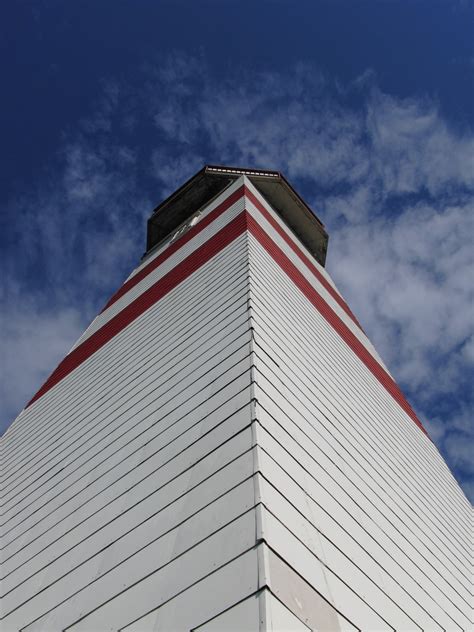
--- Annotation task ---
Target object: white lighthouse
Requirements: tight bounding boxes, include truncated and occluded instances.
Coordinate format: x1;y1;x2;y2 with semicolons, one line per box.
1;166;472;631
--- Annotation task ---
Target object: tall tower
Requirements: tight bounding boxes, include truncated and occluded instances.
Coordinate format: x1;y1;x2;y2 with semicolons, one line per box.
1;166;472;631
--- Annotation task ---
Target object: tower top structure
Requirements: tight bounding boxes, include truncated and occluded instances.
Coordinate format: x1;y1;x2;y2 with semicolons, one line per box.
146;164;329;266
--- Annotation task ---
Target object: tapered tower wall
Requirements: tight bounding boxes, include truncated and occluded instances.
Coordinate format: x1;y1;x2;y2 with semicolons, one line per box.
1;173;472;631
244;179;472;631
1;179;260;630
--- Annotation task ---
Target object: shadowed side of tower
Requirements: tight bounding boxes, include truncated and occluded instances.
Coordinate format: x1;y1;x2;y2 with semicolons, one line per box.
1;167;472;631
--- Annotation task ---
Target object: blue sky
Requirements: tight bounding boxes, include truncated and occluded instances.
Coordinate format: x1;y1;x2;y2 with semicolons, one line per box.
1;0;473;502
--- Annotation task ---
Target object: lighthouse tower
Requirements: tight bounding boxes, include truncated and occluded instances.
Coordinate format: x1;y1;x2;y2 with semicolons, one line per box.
1;166;472;631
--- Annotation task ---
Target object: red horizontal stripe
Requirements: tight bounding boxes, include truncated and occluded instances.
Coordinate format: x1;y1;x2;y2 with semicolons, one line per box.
101;185;246;312
245;186;363;331
26;212;248;408
27;206;427;439
246;213;427;436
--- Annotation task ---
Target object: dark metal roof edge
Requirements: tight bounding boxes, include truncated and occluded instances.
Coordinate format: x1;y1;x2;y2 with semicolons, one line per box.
148;165;208;218
204;164;326;231
145;164;328;265
149;164;326;232
278;172;327;233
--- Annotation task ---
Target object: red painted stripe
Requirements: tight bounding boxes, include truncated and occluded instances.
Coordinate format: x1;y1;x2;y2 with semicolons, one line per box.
26;212;248;408
101;185;245;312
245;186;363;331
27;207;426;439
246;214;427;436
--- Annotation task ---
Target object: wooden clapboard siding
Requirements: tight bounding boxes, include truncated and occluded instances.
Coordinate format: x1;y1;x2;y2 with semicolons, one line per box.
1;173;472;631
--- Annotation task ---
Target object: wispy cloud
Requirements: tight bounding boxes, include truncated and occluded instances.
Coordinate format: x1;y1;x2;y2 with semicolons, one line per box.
1;105;152;427
2;54;472;501
0;285;84;425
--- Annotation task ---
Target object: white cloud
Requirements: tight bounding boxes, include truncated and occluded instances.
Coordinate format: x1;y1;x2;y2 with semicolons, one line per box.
444;432;474;475
1;122;152;433
0;290;85;429
328;199;474;390
366;91;474;196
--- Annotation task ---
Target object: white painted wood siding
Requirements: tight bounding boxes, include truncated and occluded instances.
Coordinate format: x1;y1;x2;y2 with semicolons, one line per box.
2;173;471;631
246;216;473;630
1;203;263;630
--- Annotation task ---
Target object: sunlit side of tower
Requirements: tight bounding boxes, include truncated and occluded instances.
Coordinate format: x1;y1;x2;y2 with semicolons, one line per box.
1;166;472;631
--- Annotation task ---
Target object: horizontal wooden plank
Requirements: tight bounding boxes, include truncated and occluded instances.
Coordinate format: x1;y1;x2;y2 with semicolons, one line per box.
258;475;430;630
261;590;312;632
2;174;471;632
262;548;358;632
263;512;395;631
1;236;250;479
122;548;259;632
6;479;256;630
193;592;261;631
254;398;454;628
79;188;247;343
3;394;254;579
3;344;253;563
255;428;470;630
58;510;257;631
3;446;255;615
3;317;252;534
252;357;472;601
25;212;249;409
247;234;471;524
247;239;473;559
